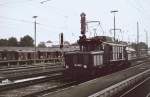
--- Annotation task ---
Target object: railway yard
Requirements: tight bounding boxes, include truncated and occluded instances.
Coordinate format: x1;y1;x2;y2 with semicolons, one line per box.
1;2;150;96
0;57;149;97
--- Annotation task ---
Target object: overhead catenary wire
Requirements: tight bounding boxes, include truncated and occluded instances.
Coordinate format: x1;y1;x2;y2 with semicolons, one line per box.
0;16;67;36
85;20;107;37
0;0;35;7
123;0;150;46
0;16;33;24
0;0;76;34
0;15;66;29
40;0;52;4
0;0;71;19
99;23;105;35
125;0;149;29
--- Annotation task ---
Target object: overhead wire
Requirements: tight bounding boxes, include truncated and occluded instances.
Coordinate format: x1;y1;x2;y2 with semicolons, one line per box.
0;0;75;32
121;0;150;43
99;23;105;35
0;15;66;34
0;0;68;18
0;16;33;24
0;0;35;7
125;0;149;28
40;0;52;4
39;4;70;18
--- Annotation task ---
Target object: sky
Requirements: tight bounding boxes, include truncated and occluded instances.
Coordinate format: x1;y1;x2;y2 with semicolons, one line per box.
0;0;150;46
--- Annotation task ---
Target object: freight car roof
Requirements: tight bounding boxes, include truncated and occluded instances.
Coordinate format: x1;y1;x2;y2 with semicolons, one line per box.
126;47;135;51
0;46;79;52
65;51;104;54
103;42;127;47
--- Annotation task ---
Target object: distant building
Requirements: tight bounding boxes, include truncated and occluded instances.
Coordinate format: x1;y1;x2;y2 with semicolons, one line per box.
0;46;79;60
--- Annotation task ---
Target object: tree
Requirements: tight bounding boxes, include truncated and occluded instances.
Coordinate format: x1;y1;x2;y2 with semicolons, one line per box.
71;42;78;46
64;41;70;45
19;35;34;47
130;42;148;50
38;42;46;47
138;42;148;49
0;39;8;46
7;37;18;46
130;43;137;50
47;40;52;43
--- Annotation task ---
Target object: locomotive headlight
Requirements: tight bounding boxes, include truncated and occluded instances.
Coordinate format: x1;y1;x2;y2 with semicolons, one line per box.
65;65;69;69
83;65;87;69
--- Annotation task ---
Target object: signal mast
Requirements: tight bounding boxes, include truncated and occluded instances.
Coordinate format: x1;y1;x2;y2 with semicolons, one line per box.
78;13;102;51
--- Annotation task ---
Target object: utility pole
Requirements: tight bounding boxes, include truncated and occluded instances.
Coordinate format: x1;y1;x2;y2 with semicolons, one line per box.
60;33;64;64
137;22;139;57
111;10;118;42
60;32;64;49
146;31;148;48
33;16;38;64
145;30;148;55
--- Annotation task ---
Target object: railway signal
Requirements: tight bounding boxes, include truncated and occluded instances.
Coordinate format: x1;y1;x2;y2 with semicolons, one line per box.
80;12;86;36
60;33;63;49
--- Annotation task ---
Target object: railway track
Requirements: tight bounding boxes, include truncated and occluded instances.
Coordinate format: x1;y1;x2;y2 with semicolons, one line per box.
0;64;62;74
0;58;63;69
22;81;78;97
0;73;63;90
0;73;79;97
0;62;62;72
0;58;149;97
39;59;150;97
0;63;64;82
0;57;148;81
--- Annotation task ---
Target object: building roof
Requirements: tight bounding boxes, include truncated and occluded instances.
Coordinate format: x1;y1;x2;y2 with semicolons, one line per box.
0;46;79;52
103;42;126;47
126;47;135;51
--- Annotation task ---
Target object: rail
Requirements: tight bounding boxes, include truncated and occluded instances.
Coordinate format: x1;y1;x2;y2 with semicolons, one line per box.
88;69;150;97
0;58;64;67
0;73;63;91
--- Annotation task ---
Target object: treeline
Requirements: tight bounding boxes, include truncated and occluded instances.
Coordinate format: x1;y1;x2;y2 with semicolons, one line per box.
0;35;34;47
129;42;148;50
0;35;148;49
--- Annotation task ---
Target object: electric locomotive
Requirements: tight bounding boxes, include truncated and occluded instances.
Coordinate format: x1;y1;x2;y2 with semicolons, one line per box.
64;13;130;79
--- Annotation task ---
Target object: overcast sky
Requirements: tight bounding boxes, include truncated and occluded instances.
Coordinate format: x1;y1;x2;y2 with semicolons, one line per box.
0;0;150;45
